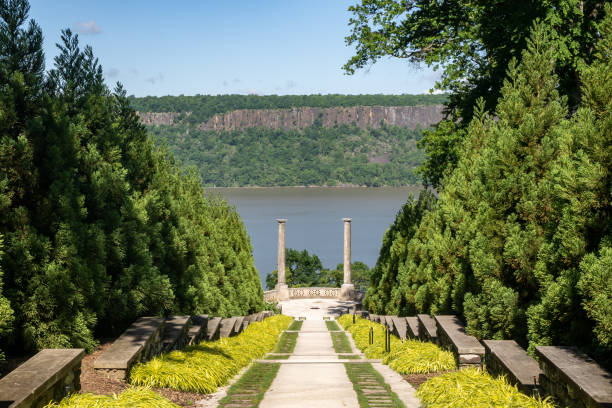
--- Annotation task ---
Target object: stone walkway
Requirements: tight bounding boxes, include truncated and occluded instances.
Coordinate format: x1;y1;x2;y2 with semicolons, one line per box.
256;299;420;408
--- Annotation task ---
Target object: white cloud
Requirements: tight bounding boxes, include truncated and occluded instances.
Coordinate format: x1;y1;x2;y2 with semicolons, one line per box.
74;20;102;35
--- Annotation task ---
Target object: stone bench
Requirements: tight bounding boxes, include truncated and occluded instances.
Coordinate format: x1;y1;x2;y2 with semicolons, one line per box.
0;349;84;408
536;346;612;407
206;317;222;341
391;317;408;340
219;317;238;338
483;340;542;395
188;315;209;345
161;315;191;352
405;317;419;339
434;315;484;368
94;316;165;380
417;314;438;343
383;316;395;332
369;314;380;323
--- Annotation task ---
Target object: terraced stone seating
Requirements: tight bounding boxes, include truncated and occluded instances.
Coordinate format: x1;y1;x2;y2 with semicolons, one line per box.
188;314;209;345
383;316;395;331
94;316;165;380
232;316;245;336
391;317;408;340
0;349;84;408
206;317;222;341
483;340;542;394
417;314;438;343
405;317;419;339
536;346;612;408
434;315;484;368
219;317;238;338
161;315;191;352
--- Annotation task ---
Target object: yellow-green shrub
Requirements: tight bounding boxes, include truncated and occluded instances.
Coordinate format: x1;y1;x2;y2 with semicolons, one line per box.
338;314;456;373
44;387;179;408
416;368;555;407
130;315;292;393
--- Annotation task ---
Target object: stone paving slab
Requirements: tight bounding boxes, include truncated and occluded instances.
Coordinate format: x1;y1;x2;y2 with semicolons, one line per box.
259;363;359;408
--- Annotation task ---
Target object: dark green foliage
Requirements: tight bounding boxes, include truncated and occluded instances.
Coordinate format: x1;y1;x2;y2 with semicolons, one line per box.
0;2;263;356
265;248;371;290
147;123;424;187
130;93;447;124
344;1;607;187
368;15;612;369
364;190;436;315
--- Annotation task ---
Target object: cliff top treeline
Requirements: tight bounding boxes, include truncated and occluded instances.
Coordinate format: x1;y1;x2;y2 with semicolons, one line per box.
129;93;448;124
0;0;264;359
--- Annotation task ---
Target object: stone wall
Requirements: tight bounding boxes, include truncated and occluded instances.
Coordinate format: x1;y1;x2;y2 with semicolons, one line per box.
0;349;84;408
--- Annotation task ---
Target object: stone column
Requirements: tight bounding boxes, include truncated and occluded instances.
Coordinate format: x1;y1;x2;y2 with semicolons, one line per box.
340;218;355;301
275;219;289;300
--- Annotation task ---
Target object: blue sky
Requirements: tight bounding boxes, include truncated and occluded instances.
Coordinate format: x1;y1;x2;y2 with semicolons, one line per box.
28;0;440;97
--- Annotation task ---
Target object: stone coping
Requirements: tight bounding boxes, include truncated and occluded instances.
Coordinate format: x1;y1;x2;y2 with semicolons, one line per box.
536;346;612;405
188;314;209;345
383;316;395;331
483;340;541;393
434;315;484;355
162;315;190;347
391;317;407;340
405;317;419;338
232;316;245;335
219;317;237;338
0;348;84;407
417;314;438;342
94;316;165;369
206;317;222;341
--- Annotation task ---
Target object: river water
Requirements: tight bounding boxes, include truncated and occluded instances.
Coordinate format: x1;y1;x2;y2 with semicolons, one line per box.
208;186;422;288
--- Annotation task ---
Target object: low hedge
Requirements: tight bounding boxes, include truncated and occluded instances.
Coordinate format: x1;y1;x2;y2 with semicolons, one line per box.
44;387;179;408
337;314;456;373
130;315;292;393
416;368;555;407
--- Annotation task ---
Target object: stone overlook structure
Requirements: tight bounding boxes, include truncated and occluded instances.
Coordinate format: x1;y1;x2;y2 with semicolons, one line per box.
267;218;356;302
137;105;445;131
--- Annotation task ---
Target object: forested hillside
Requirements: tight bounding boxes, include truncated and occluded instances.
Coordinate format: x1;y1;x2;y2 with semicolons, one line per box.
147;123;424;186
131;94;445;187
363;7;611;369
0;1;263;359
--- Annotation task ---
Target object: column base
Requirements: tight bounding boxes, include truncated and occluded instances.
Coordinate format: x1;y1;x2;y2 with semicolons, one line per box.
275;283;290;301
339;283;355;301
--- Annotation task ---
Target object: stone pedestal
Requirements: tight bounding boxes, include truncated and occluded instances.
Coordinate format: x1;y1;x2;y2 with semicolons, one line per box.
340;283;355;301
275;283;290;301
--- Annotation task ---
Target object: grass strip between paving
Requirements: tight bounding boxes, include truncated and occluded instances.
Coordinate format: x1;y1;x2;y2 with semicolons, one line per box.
325;320;341;331
338;354;362;359
218;363;281;408
272;331;298;354
331;330;353;354
287;320;304;331
344;363;406;408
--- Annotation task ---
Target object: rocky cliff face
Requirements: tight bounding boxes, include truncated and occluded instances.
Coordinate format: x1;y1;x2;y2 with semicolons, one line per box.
138;105;444;130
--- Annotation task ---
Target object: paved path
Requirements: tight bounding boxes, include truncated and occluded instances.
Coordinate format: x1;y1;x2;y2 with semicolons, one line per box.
257;299;421;408
260;320;359;407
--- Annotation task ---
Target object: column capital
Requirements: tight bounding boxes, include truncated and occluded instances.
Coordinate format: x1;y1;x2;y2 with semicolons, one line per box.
276;218;287;223
342;218;352;222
